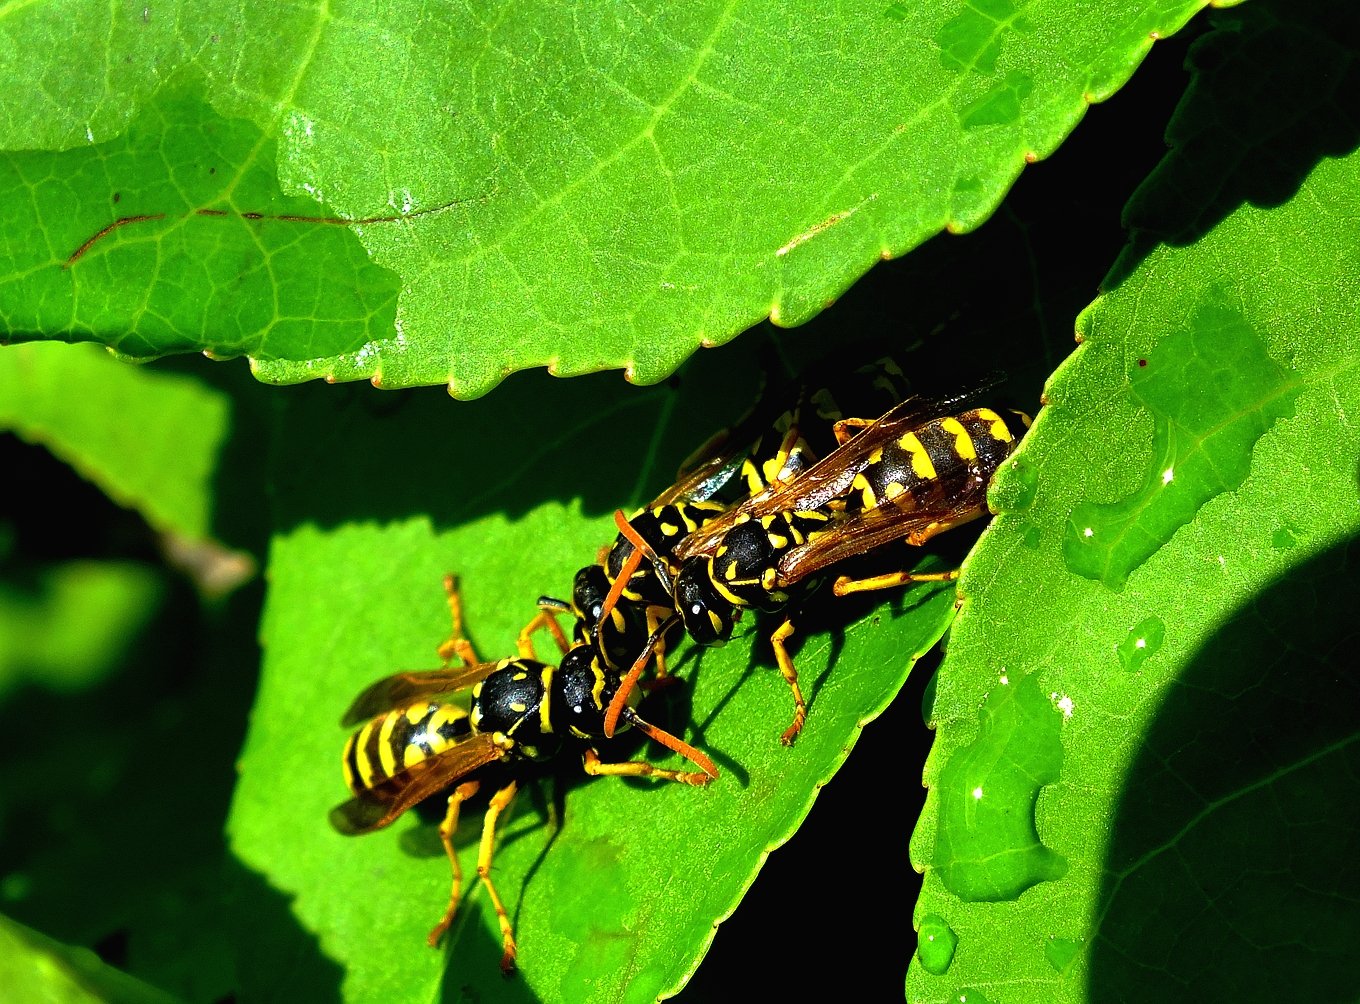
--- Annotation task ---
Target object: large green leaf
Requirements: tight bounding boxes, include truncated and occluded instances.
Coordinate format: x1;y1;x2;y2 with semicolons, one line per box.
9;3;1354;999
227;344;964;1001
0;915;179;1004
0;344;232;540
0;0;1213;396
908;7;1360;998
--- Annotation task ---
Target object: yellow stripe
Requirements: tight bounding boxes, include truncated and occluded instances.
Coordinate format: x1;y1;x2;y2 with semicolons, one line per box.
974;407;1013;442
403;738;427;770
899;432;937;479
341;735;358;790
590;664;607;710
427;706;460;753
540;664;555;734
713;576;746;605
941;417;977;460
377;710;401;778
853;472;877;508
353;720;379;787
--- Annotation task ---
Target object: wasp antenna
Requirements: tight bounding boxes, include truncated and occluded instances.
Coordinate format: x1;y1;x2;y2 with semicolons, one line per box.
622;707;718;782
614;510;673;589
603;613;677;738
594;509;673;654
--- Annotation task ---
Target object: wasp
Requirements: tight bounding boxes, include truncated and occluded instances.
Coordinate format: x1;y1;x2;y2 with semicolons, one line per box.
555;358;916;688
330;577;716;972
598;377;1032;745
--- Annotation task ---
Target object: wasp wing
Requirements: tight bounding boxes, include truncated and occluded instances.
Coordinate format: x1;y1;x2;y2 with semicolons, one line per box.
775;489;991;585
329;732;504;834
670;378;1004;564
340;662;506;726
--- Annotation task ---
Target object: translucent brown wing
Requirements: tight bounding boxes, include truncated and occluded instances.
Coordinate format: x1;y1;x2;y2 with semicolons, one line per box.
329;733;504;834
670;380;1003;564
775;489;991;585
340;661;509;726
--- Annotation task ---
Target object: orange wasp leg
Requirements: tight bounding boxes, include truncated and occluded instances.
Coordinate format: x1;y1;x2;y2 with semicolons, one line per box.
832;568;960;596
768;619;809;746
514;608;572;661
437;574;481;666
583;732;715;786
428;779;481;949
831;416;876;445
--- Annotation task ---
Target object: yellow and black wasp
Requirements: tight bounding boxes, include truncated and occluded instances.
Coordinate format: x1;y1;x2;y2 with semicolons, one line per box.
553;358;916;690
329;577;716;972
598;377;1032;744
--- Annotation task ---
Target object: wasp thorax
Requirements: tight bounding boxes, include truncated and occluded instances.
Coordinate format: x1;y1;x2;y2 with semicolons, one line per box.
473;660;560;761
554;645;630;739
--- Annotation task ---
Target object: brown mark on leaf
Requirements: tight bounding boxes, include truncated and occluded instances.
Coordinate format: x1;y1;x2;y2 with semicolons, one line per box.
64;187;497;269
775;194;878;258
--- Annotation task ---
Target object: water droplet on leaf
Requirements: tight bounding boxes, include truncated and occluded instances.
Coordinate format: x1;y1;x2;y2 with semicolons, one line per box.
1116;616;1166;672
916;914;958;974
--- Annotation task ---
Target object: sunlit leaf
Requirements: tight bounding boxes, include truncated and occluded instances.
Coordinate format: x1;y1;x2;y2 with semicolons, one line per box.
0;0;1213;395
228;348;963;1001
909;7;1360;997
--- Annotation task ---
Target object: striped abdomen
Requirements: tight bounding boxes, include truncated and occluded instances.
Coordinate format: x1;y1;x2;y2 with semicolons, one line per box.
341;702;473;796
851;408;1026;514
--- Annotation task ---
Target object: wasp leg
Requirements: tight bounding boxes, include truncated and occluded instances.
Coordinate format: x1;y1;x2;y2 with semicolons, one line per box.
582;745;714;788
641;605;673;685
831;416;876;445
428;779;481;949
676;424;735;479
747;413;809;491
833;568;960;596
769;618;809;746
514;608;572;661
465;780;521;974
437;574;481;666
902;508;987;548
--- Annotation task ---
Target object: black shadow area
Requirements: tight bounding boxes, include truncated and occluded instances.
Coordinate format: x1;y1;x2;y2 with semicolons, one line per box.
262;337;785;534
1108;0;1360;287
223;853;345;1003
1088;536;1360;1002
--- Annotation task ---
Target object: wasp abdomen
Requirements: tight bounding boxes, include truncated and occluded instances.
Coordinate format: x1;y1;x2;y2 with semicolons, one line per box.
342;702;474;795
854;408;1022;511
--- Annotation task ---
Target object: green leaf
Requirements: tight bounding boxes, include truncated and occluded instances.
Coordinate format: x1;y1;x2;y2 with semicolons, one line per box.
0;343;235;542
907;8;1360;998
0;915;179;1004
1;0;1213;396
0;559;165;697
226;352;961;1001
